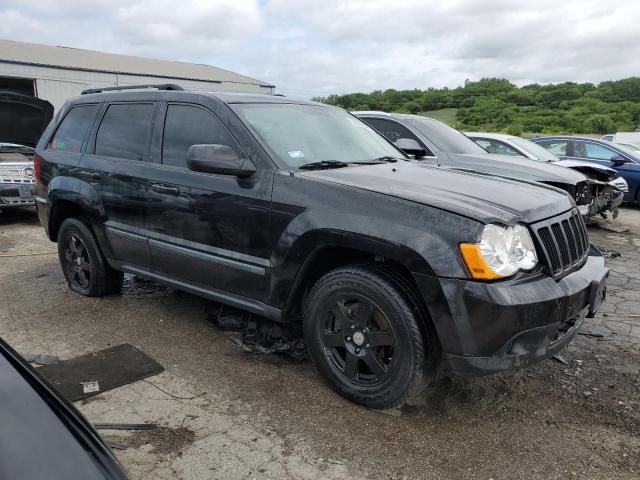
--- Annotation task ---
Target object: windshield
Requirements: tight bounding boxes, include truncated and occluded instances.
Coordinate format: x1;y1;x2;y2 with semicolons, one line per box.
232;104;404;168
613;142;640;158
403;117;487;154
509;137;559;162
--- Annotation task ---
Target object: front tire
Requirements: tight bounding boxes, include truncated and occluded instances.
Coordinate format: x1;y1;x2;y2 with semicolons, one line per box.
304;265;435;409
58;218;123;297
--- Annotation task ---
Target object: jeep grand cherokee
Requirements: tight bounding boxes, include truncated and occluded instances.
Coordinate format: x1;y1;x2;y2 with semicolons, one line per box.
34;85;608;409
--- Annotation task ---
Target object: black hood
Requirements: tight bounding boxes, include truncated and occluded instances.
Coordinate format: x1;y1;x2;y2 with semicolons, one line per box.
0;91;54;147
444;152;587;185
299;162;574;224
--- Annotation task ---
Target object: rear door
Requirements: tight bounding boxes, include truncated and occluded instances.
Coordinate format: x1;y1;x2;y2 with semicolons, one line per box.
145;101;272;301
80;101;157;268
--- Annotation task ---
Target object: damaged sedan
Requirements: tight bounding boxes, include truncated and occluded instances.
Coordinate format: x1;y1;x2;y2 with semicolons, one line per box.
354;112;599;217
467;132;627;219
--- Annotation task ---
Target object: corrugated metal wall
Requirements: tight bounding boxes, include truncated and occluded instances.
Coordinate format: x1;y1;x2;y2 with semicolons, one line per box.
0;62;273;111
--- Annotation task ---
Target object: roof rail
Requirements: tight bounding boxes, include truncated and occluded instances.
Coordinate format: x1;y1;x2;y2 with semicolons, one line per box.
81;84;184;95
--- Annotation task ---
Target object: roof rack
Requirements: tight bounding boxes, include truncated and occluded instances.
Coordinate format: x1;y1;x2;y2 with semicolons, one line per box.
81;84;184;95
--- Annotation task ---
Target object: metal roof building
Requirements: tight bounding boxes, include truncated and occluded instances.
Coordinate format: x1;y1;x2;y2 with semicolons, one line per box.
0;39;274;111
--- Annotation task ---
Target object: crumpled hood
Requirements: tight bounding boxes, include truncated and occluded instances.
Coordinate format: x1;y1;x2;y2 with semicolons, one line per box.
445;152;587;185
0;91;54;148
553;159;619;182
298;162;574;224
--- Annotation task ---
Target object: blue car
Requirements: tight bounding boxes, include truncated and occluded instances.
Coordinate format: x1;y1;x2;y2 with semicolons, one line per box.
531;136;640;204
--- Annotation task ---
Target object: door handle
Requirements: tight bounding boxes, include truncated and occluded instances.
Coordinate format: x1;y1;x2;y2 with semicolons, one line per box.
151;184;180;195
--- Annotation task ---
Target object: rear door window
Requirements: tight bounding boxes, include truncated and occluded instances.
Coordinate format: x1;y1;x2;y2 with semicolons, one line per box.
162;104;237;168
48;105;98;153
535;140;568;156
95;103;154;161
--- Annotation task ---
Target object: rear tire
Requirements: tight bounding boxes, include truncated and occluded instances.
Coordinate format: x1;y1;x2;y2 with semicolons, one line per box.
304;264;436;409
57;218;123;297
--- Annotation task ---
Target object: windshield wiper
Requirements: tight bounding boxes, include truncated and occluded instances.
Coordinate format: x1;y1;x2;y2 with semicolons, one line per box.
299;160;349;170
368;156;401;163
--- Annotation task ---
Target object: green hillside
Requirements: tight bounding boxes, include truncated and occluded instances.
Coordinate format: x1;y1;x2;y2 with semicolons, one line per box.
420;108;458;124
313;78;640;135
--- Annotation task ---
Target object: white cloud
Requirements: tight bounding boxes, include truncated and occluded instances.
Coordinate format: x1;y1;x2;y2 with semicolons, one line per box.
1;0;639;98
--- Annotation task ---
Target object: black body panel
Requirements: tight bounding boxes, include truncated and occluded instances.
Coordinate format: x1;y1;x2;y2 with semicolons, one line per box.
0;338;127;479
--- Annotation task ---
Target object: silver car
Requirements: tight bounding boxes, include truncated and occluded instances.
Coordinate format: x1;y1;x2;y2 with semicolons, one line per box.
0;91;53;212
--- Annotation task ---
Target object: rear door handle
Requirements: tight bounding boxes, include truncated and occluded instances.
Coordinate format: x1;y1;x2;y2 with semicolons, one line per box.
151;184;180;195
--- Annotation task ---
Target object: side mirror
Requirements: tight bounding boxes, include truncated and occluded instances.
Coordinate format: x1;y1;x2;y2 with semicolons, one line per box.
395;138;426;157
611;154;628;165
187;144;256;177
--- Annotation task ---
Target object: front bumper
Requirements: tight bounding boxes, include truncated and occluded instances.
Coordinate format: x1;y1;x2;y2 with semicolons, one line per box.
415;250;608;376
0;182;35;207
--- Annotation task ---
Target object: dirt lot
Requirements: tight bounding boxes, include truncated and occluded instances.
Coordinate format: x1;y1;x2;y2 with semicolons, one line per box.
1;207;638;480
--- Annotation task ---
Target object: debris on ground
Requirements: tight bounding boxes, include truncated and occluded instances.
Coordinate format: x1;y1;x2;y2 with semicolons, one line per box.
593;245;622;258
23;353;59;365
94;423;159;431
587;220;630;233
552;354;569;365
106;440;128;450
578;330;606;338
124;426;196;456
37;344;164;401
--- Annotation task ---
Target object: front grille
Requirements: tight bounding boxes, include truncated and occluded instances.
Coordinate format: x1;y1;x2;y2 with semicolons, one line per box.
532;208;589;279
0;164;35;184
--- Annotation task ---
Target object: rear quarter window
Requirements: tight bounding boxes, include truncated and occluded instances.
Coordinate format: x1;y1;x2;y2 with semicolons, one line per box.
47;104;98;153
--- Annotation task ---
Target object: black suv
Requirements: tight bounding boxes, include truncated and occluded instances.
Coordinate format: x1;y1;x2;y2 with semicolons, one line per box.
34;85;608;409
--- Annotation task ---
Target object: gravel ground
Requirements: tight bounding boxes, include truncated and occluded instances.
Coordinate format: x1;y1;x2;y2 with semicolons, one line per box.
0;206;638;480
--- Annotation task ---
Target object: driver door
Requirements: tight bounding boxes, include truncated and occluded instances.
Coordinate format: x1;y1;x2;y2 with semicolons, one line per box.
145;102;273;302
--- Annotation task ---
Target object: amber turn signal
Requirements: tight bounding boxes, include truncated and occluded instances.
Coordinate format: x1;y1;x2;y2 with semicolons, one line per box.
459;243;504;280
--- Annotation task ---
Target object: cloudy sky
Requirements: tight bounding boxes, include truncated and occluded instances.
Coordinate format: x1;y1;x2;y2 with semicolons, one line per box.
2;0;639;98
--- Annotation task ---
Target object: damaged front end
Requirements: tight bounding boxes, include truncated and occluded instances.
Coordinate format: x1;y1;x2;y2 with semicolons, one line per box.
557;161;628;219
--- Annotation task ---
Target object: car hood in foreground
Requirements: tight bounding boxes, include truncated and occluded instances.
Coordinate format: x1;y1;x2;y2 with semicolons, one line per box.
553;159;619;182
0;338;127;479
298;162;573;224
446;152;587;185
0;91;54;147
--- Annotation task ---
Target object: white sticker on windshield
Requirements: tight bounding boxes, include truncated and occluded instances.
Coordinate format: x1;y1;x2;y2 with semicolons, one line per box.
288;150;305;158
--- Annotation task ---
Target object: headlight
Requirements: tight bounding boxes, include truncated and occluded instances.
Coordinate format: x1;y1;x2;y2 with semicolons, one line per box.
609;177;628;193
459;224;538;280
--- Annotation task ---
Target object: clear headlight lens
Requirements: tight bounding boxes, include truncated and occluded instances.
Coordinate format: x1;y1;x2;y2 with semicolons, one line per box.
460;224;538;279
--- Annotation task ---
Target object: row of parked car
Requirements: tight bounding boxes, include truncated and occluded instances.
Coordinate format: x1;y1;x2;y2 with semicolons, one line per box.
0;85;620;478
353;111;637;219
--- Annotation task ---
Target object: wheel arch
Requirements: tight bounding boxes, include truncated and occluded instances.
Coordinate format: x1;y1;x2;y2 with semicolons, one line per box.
47;176;103;242
273;230;437;324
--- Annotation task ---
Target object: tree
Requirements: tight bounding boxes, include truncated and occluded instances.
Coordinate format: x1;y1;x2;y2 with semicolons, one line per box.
506;123;523;136
318;78;640;134
588;114;615;135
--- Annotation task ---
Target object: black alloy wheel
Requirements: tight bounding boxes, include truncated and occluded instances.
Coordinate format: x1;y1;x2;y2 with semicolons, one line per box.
57;218;123;297
322;293;396;386
304;265;436;409
63;234;92;290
